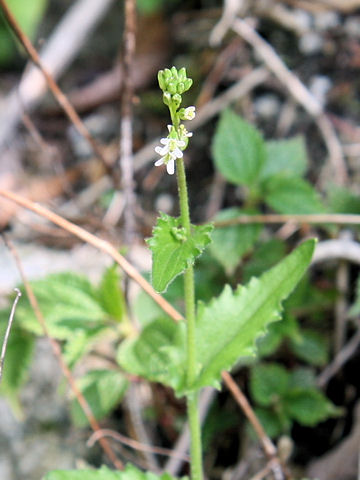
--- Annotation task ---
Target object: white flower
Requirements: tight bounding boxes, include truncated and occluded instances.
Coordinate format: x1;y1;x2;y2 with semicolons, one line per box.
183;106;196;120
154;136;186;175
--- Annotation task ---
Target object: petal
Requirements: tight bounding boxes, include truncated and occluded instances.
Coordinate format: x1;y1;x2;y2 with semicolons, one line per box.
167;159;175;175
154;158;164;166
173;147;184;158
155;145;169;155
177;140;186;147
160;137;170;145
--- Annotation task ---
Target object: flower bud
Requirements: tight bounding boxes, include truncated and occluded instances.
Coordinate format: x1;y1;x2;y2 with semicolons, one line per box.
172;93;182;109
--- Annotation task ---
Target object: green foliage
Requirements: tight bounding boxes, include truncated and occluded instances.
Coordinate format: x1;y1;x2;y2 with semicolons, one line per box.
349;274;360;317
117;317;186;393
263;176;325;214
289;329;328;366
71;369;128;427
209;208;261;275
260;136;308;180
191;240;315;391
212;109;266;187
98;265;126;322
0;0;48;64
43;463;184;480
326;185;360;214
118;240;315;396
250;363;341;437
147;213;213;292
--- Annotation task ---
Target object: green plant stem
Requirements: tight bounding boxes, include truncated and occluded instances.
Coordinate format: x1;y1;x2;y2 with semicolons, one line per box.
176;156;203;480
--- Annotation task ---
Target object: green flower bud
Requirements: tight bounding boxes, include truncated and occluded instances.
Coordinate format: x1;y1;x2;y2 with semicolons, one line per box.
177;82;185;94
172;93;182;108
163;92;171;106
158;70;166;91
178;67;186;80
171;66;178;77
184;78;193;92
164;68;172;80
168;82;177;95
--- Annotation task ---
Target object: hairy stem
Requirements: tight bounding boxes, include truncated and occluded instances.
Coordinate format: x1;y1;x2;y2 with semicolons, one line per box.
176;157;203;480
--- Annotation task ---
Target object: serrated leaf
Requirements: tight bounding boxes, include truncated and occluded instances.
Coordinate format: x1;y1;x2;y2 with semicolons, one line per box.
284;388;342;426
148;213;213;293
212;110;266;186
263;176;325;214
15;272;108;339
209;208;262;275
261;136;308;180
250;364;290;406
98;265;125;321
289;329;328;366
43;463;184;480
191;239;316;391
71;370;128;427
117;318;186;393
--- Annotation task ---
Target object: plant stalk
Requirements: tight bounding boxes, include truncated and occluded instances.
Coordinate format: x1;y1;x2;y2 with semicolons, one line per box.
176;156;203;480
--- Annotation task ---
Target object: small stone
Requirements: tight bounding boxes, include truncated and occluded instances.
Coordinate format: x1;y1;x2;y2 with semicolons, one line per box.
309;75;332;107
299;32;323;55
292;9;313;31
254;94;280;119
314;11;339;31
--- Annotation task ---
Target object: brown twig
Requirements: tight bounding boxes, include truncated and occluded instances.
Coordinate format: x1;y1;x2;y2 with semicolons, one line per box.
231;17;348;185
87;428;190;462
0;0;111;172
317;327;360;388
0;189;183;322
221;371;287;480
214;213;360;227
0;287;21;384
117;0;137;239
3;236;123;470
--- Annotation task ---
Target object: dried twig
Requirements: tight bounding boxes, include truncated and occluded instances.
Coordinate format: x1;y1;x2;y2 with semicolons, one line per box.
3;236;123;470
312;239;360;265
0;287;21;384
317;327;360;388
87;428;190;462
0;188;183;322
214;213;360;227
221;371;287;480
117;0;137;238
0;0;111;172
231;17;348;185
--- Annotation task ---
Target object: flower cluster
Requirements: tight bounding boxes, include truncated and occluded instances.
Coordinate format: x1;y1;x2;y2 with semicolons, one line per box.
154;67;195;175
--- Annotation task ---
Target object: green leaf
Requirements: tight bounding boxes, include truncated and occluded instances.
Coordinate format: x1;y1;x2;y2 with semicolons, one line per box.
148;213;213;292
117;318;186;393
289;329;328;366
191;239;316;391
252;408;283;438
98;265;125;321
243;238;286;282
261;136;308;180
43;463;184;480
326;185;360;214
209;208;262;275
263;176;325;214
250;364;290;406
289;368;316;389
0;322;34;410
212;110;266;186
256;314;301;357
71;370;128;427
15;272;108;339
284;388;342;426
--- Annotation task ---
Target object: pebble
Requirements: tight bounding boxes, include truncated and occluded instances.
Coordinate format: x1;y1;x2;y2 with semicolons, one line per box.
254;94;280;119
299;31;324;55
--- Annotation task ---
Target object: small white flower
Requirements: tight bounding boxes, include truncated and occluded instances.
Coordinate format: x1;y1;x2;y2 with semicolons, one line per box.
154;136;185;175
183;106;196;120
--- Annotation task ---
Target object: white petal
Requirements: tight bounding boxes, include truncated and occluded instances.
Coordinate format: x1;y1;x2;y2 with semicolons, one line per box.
167;125;172;132
173;147;183;158
186;132;193;137
155;145;169;156
160;137;170;145
154;158;164;166
177;140;186;147
167;159;175;175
